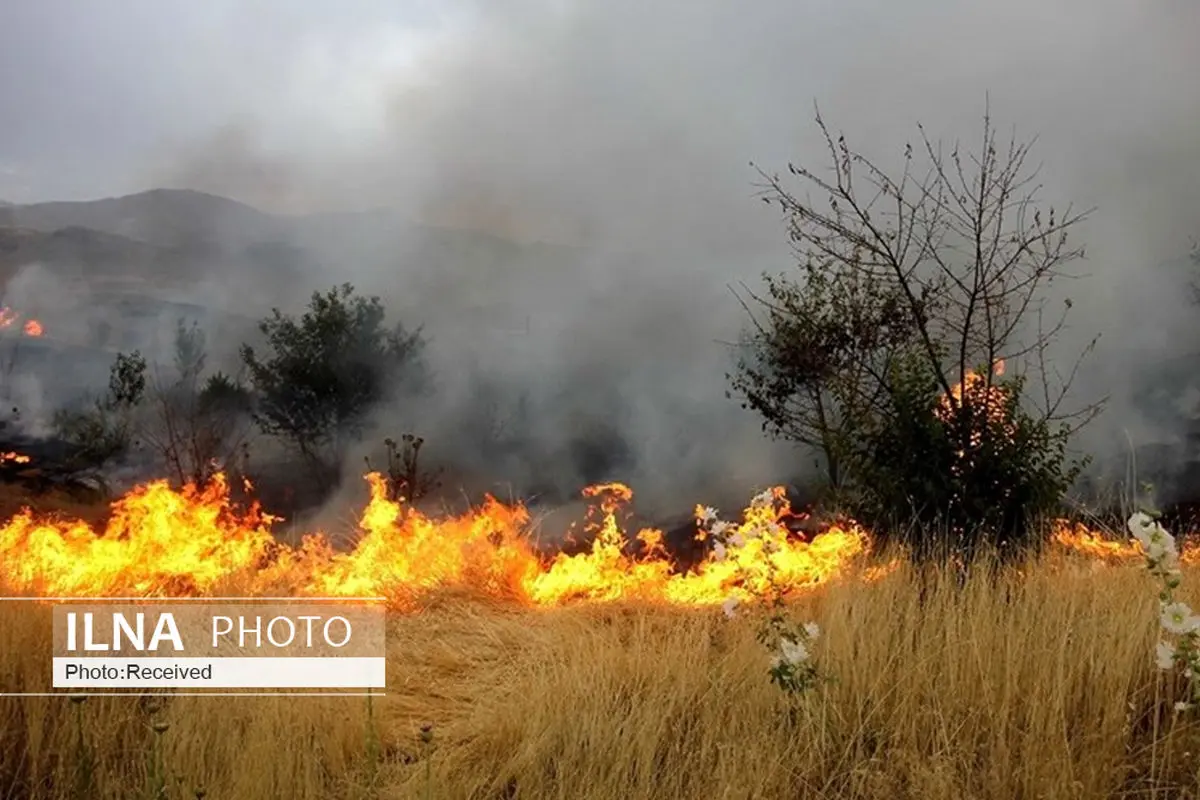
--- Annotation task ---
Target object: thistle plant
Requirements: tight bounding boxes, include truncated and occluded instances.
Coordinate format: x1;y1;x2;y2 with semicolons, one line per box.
697;489;828;695
1131;511;1200;710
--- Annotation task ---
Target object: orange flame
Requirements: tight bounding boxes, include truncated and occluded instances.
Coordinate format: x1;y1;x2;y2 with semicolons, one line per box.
0;452;31;465
1;467;1197;608
0;474;871;608
937;359;1008;425
0;307;45;337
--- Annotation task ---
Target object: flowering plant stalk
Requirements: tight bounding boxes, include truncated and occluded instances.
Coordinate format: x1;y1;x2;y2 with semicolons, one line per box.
1131;511;1200;711
697;489;826;695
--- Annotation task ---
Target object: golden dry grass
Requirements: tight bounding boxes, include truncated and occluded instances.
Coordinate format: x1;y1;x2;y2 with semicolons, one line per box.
0;482;110;529
4;553;1200;799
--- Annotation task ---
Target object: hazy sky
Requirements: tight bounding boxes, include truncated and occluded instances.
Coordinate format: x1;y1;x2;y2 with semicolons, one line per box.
2;0;1196;256
2;0;1199;506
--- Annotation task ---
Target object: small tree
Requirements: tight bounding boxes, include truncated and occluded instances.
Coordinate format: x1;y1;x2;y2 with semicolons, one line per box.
54;350;147;477
140;320;254;487
239;284;427;485
731;103;1105;558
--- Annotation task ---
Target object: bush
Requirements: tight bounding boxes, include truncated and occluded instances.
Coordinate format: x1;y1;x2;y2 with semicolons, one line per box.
731;106;1103;561
847;351;1083;561
240;283;428;485
53;350;147;475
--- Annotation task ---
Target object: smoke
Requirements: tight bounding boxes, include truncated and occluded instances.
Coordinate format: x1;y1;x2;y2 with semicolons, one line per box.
8;0;1200;514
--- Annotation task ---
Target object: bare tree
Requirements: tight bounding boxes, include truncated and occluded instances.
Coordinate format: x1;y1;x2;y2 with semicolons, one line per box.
732;102;1105;488
140;320;254;487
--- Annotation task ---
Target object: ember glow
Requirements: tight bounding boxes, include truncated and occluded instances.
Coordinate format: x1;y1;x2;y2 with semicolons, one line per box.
937;359;1011;432
0;452;30;465
0;307;45;337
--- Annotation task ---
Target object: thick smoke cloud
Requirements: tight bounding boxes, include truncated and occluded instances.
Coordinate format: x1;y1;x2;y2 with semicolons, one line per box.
3;0;1200;514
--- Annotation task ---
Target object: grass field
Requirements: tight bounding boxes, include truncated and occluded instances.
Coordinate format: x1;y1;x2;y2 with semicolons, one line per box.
3;547;1200;799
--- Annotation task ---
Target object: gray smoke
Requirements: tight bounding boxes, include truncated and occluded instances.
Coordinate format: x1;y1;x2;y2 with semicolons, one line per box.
3;0;1200;514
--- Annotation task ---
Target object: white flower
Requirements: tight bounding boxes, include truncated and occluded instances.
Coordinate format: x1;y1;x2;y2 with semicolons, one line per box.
1146;524;1179;552
1146;525;1176;552
712;542;727;562
1128;511;1158;541
696;506;719;525
1177;701;1191;713
710;520;732;537
722;595;740;618
779;637;808;666
728;532;746;548
1157;640;1177;670
1129;512;1173;550
750;489;775;510
1149;548;1183;579
1161;601;1200;635
1147;536;1179;565
804;622;821;641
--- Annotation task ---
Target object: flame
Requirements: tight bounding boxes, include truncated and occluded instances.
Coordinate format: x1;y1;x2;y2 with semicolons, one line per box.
1052;520;1143;563
0;473;872;608
1;465;1197;608
937;359;1009;428
0;452;30;465
934;359;1017;477
0;307;45;337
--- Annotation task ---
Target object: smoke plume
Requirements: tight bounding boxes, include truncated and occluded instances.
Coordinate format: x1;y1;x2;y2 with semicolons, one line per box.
4;0;1200;514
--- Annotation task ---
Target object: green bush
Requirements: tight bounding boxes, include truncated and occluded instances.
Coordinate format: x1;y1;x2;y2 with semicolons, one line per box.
847;352;1084;561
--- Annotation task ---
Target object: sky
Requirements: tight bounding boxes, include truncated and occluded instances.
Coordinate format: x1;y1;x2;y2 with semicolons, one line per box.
2;0;1196;251
1;0;1199;509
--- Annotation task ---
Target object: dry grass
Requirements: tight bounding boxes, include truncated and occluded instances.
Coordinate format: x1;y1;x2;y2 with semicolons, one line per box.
4;553;1200;799
0;482;111;529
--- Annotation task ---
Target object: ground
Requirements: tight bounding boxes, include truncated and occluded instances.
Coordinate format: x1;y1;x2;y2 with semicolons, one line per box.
0;481;109;528
3;545;1200;799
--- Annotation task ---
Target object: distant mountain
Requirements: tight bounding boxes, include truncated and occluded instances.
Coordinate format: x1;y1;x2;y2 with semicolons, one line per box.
0;187;589;336
0;188;286;250
0;225;166;286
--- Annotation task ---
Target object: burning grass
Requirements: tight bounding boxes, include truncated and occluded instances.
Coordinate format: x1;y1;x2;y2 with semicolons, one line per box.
0;474;873;607
4;553;1200;798
5;473;1200;796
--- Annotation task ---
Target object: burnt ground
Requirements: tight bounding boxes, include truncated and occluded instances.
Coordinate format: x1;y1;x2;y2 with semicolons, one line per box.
0;432;110;525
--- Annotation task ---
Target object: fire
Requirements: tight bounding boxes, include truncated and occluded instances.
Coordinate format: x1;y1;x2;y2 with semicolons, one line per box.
0;473;872;608
0;468;1198;607
0;306;45;337
937;359;1010;429
0;452;30;465
1051;519;1200;566
1052;520;1143;563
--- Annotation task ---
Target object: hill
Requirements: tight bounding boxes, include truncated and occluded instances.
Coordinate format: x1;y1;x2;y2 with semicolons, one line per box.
0;188;286;250
0;188;587;339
